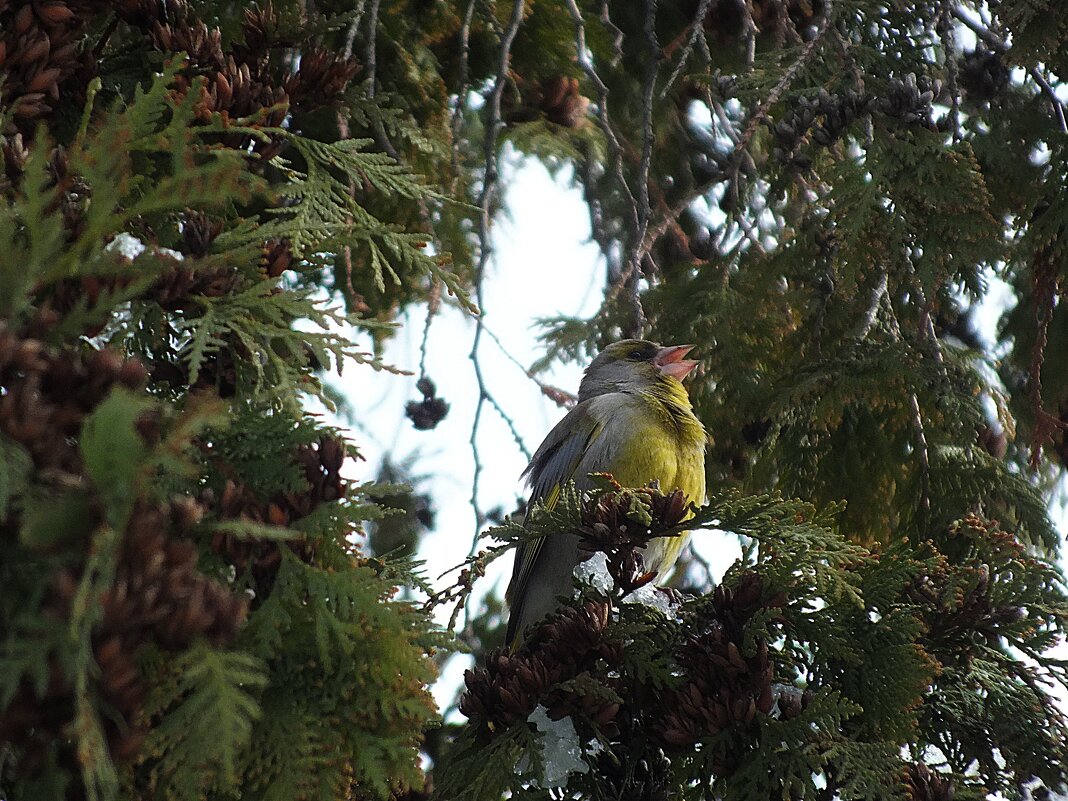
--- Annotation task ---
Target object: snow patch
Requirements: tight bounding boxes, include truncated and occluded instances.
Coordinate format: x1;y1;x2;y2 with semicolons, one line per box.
622;582;681;617
573;551;612;594
515;705;589;789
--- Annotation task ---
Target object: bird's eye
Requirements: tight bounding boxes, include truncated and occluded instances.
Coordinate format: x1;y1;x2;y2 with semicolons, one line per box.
628;349;645;360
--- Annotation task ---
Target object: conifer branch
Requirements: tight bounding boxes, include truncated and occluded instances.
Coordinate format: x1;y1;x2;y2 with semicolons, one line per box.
951;5;1068;134
732;1;834;164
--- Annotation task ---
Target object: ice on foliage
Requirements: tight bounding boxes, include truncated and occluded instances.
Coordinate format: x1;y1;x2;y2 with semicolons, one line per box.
622;581;680;617
106;232;183;261
573;552;613;594
515;705;589;789
573;552;682;617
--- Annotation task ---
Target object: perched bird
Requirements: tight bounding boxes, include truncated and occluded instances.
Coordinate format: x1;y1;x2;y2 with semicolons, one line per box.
505;339;707;645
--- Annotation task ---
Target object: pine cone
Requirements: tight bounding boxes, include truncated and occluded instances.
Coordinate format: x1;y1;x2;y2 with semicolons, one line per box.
576;484;690;593
0;329;148;475
460;599;616;733
655;572;780;751
261;238;293;277
537;76;589;128
406;376;450;430
0;0;86;135
959;47;1008;102
284;48;360;112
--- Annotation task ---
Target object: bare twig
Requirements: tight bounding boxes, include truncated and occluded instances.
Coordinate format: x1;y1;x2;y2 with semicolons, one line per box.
417;279;441;379
884;291;932;521
660;0;715;100
449;0;478;194
342;0;367;60
362;0;381;97
424;545;511;632
1027;256;1066;469
851;268;888;341
469;0;526;551
739;0;758;70
938;2;962;141
563;0;643;328
624;0;662;335
600;0;625;66
481;324;577;408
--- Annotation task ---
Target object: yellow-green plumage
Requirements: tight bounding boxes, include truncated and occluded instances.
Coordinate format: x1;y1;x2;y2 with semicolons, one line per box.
506;339;707;645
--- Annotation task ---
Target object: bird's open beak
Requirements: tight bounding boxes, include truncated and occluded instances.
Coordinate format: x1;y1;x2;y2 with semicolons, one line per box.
654;344;698;380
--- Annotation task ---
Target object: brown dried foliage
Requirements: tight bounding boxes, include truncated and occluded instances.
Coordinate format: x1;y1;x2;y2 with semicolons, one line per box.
906;762;956;801
0;326;148;474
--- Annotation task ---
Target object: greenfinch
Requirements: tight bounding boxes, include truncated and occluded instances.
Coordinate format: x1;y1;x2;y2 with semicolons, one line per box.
506;339;706;645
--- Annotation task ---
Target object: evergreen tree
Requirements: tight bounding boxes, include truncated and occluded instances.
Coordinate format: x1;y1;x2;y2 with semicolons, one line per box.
1;1;1066;800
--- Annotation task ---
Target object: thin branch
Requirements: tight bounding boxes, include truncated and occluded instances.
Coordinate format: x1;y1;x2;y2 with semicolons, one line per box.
1027;256;1066;469
417;279;441;379
342;0;366;60
851;268;888;342
600;0;625;66
449;0;478;195
481;324;577;408
739;0;758;70
362;0;381;98
563;0;643;328
884;291;932;522
938;2;962;141
659;0;715;100
487;392;532;461
469;0;526;551
626;0;662;336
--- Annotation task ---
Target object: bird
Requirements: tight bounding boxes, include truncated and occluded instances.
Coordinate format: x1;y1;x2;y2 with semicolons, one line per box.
505;339;707;646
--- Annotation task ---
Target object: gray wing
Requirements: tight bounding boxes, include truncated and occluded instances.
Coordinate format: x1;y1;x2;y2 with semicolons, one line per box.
505;398;616;645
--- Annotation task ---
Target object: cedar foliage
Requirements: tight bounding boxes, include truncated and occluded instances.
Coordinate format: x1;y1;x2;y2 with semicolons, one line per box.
1;1;1067;800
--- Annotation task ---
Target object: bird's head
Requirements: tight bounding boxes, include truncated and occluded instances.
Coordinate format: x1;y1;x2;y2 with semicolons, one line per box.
577;339;698;401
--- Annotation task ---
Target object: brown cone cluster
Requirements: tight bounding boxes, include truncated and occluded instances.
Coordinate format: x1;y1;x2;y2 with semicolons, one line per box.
504;75;590;129
703;0;826;44
460;599;621;733
0;326;148;475
0;323;251;775
209;435;349;591
58;498;246;762
2;492;248;775
113;0;359;157
0;0;89;135
406;376;449;431
656;573;786;750
906;762;955;801
577;484;690;594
